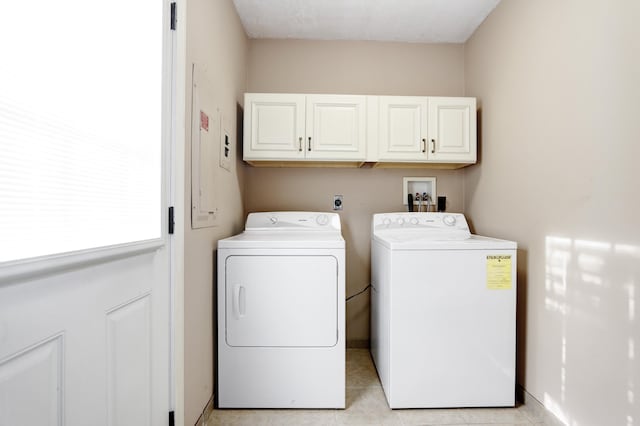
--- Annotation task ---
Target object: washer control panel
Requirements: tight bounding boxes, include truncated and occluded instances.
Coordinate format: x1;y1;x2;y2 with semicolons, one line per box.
246;211;341;231
372;212;471;239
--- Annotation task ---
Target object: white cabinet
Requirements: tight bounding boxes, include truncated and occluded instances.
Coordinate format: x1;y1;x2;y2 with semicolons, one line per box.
305;95;367;160
427;97;476;163
243;93;476;167
244;93;366;163
378;96;429;161
244;93;306;160
378;96;476;165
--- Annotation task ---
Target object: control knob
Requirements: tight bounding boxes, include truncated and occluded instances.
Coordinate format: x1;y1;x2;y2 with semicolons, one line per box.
443;215;456;226
316;214;329;226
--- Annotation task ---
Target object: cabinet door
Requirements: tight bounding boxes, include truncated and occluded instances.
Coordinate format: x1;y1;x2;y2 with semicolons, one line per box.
427;97;476;163
305;95;367;160
378;96;428;161
244;93;305;160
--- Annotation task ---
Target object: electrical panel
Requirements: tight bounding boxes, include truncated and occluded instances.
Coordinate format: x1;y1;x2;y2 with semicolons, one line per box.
191;64;219;229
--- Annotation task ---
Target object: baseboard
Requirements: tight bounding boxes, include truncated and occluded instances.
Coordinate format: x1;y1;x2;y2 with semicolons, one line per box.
346;339;369;349
517;385;564;425
194;394;215;426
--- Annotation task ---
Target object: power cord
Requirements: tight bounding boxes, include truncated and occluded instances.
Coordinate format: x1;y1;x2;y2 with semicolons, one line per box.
346;284;371;302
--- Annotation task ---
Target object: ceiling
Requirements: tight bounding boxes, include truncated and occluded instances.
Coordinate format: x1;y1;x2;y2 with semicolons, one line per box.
232;0;501;44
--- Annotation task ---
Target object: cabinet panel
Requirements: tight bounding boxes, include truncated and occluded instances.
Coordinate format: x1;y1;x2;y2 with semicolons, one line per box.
378;97;428;161
306;95;366;160
428;97;476;163
244;94;305;160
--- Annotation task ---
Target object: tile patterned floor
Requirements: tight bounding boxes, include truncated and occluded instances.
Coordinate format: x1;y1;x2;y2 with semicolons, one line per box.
207;349;562;426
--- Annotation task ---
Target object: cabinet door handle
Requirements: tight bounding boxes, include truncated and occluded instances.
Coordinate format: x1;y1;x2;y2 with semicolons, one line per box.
421;138;426;153
298;137;302;152
431;139;436;154
308;136;312;152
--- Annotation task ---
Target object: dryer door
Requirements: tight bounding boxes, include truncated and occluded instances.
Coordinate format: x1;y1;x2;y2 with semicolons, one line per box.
225;255;338;347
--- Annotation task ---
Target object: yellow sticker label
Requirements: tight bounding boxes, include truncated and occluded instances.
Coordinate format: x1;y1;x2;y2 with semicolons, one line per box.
487;255;512;290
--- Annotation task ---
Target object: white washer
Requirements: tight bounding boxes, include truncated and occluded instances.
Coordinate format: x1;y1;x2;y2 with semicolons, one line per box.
370;212;517;409
217;211;345;408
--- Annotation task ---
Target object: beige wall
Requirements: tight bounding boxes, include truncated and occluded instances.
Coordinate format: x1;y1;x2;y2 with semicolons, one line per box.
245;40;466;343
183;0;247;423
464;1;640;424
248;40;464;96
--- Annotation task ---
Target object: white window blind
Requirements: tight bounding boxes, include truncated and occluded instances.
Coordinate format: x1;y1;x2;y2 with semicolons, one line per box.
0;1;163;262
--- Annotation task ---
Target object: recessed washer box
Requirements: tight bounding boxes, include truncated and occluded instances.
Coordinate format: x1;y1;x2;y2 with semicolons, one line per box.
402;177;436;206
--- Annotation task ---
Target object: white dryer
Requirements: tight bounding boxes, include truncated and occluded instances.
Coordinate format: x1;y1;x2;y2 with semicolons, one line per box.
217;212;345;408
370;212;517;408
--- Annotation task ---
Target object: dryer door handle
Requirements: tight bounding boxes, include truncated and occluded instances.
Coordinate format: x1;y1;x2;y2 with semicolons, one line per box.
233;285;246;319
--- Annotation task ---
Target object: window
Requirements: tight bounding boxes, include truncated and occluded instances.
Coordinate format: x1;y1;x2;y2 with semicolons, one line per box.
0;1;164;262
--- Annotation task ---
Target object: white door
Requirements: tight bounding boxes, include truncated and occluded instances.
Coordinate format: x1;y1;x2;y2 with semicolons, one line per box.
244;93;306;160
378;96;429;161
0;0;173;424
305;95;367;160
224;255;338;347
427;97;477;163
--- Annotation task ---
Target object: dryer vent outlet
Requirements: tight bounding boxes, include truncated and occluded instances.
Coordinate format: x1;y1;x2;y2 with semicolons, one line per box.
333;195;343;211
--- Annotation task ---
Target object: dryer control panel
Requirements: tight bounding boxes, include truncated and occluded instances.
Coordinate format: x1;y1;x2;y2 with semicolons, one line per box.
246;211;341;231
372;212;471;240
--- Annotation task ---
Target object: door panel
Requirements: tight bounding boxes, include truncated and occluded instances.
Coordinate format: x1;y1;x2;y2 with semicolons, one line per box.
305;95;366;160
428;97;476;162
245;94;305;159
225;255;338;347
379;96;428;160
0;334;63;426
106;295;152;426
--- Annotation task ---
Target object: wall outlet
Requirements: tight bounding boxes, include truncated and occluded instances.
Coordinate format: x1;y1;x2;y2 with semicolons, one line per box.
333;195;343;211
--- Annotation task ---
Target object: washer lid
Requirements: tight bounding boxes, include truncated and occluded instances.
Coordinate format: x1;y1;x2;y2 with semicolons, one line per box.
373;233;517;250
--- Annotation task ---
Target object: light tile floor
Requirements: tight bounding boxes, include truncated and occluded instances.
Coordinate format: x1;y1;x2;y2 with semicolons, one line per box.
207;349;562;426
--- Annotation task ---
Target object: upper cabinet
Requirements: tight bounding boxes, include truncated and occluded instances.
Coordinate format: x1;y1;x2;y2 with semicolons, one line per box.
305;95;367;161
244;93;367;165
427;97;476;164
378;96;429;161
377;96;476;165
244;93;306;160
243;93;477;168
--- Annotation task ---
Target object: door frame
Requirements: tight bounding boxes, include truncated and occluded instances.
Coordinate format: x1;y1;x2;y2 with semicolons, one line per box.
168;0;187;425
